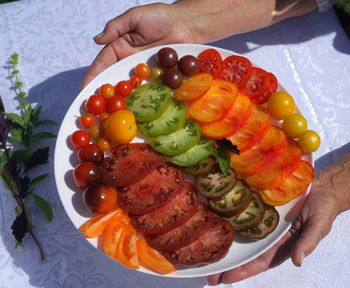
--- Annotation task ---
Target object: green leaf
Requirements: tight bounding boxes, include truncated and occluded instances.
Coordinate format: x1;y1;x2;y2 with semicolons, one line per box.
34;119;57;126
0;151;5;166
10;53;19;66
11;149;30;165
30;174;49;186
32;194;54;222
1;169;18;195
14;206;22;216
31;132;56;142
17;92;27;100
11;69;19;75
9;127;24;143
25;147;49;170
14;81;23;88
4;112;25;128
30;105;42;123
19;101;30;110
215;147;230;175
11;211;29;245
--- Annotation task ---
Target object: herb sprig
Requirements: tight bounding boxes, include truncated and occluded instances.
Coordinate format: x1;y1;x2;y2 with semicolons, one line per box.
0;53;55;261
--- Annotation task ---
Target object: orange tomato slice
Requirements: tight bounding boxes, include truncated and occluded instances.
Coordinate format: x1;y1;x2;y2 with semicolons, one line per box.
79;208;123;238
116;225;139;269
136;238;176;274
200;92;252;139
174;73;213;102
189;80;238;123
257;188;294;206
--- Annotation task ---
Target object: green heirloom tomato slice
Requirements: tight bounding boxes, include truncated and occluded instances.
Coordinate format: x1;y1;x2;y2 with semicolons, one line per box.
167;137;216;167
184;156;217;176
126;82;171;122
149;119;200;156
138;98;186;137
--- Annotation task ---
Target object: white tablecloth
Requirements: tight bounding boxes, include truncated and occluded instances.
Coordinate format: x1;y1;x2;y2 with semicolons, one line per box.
1;0;350;287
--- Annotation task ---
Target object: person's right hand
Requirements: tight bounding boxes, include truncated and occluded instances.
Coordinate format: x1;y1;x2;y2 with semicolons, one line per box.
81;3;195;88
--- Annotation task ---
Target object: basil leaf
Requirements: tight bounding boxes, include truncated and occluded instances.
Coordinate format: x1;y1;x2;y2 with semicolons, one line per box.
32;194;54;222
11;211;29;246
31;132;56;142
30;174;49;186
25;147;49;171
215;147;230;175
3;112;25;128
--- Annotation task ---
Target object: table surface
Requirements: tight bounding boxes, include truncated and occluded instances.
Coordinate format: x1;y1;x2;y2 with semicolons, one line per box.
1;0;350;287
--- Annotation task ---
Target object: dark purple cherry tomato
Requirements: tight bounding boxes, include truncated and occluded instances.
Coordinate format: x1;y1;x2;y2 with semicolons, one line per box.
77;144;105;166
162;67;183;89
178;55;199;77
83;184;118;214
156;47;178;68
73;161;101;190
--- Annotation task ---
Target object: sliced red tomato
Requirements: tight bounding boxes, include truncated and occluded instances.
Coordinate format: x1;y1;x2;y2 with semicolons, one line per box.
136;238;176;274
174;73;213;102
189;80;238;123
200;92;252;139
116;225;139;269
242;67;272;104
197;49;223;78
259;72;278;104
226;105;270;152
220;55;252;87
101;143;163;187
79;209;123;238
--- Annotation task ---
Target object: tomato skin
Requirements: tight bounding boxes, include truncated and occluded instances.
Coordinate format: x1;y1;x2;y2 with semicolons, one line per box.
85;94;106;115
99;83;115;99
79;114;95;128
88;124;102;140
96;137;111;152
103;110;137;144
298;130;320;153
77;144;104;165
282;113;308;138
130;75;142;89
220;55;252;87
106;96;126;114
115;80;132;97
267;91;295;120
72;161;101;190
135;63;151;78
197;49;223;78
98;112;109;124
70;130;90;149
83;184;118;214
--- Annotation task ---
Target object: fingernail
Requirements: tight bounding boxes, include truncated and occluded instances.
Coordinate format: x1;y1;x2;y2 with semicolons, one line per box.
299;252;305;266
93;32;104;40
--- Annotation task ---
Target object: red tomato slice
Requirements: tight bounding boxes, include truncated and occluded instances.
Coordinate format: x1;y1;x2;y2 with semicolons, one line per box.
226;105;270;152
189;80;238;123
200;92;252;139
174;73;213;102
197;49;223;78
116;225;139;269
259;72;278;104
242;67;272;104
220;55;252;87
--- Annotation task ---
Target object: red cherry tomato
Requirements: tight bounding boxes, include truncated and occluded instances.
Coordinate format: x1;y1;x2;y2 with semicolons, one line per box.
220;55;252;87
83;184;118;214
115;80;132;97
70;130;90;149
85;94;106;115
99;83;115;99
106;96;126;114
77;144;105;165
197;49;223;78
79;114;95;128
72;161;101;190
130;75;142;89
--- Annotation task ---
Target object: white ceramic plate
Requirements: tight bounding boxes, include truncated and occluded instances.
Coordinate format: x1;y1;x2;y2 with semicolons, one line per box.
54;44;313;278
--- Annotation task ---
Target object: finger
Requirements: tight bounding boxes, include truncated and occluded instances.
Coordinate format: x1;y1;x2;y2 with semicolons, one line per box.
207;273;222;286
93;9;135;45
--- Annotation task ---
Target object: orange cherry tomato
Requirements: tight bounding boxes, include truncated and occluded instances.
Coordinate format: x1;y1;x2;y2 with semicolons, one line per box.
200;92;252;139
96;137;111;152
79;209;123;238
189;80;238;123
174;73;213;102
103;110;137;144
99;83;115;99
116;226;139;269
130;75;142;89
88;124;102;139
136;238;176;274
135;63;151;78
79;114;95;128
98;112;109;124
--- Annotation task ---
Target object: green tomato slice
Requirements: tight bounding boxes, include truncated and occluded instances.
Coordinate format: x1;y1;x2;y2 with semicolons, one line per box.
138;98;187;137
167;137;216;167
126;82;171;122
149;119;200;156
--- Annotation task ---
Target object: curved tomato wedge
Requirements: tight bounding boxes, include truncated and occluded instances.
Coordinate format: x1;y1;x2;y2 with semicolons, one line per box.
79;209;123;238
174;73;213;102
200;92;252;139
189;80;238;123
220;55;252;87
226;105;270;152
197;49;223;78
136;238;176;274
116;225;139;269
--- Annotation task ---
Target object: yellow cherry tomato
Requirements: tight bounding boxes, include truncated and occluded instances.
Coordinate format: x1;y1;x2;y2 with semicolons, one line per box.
88;124;102;139
103;110;137;144
298;130;320;153
267;91;295;120
282;113;307;138
96;137;111;152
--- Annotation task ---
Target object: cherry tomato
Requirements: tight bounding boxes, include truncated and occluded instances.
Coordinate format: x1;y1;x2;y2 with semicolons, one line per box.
156;47;178;68
72;161;101;190
298;130;320;153
282;113;307;138
77;144;104;165
130;75;142;89
197;49;223;78
98;112;109;124
85;94;106;115
70;130;90;149
96;137;111;152
79;114;95;128
151;67;164;81
106;96;126;113
103;110;137;144
83;184;118;214
135;63;151;78
162;67;184;89
178;55;199;77
267;91;295;120
99;83;115;99
88;124;102;139
115;80;132;97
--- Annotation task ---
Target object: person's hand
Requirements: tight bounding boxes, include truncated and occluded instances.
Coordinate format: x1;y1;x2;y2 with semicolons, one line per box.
81;3;195;88
208;152;350;285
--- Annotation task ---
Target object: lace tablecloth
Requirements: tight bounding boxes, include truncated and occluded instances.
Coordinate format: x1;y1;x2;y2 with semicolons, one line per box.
1;0;350;287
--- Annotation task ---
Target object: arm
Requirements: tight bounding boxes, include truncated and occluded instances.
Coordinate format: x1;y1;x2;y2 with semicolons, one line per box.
81;0;318;87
